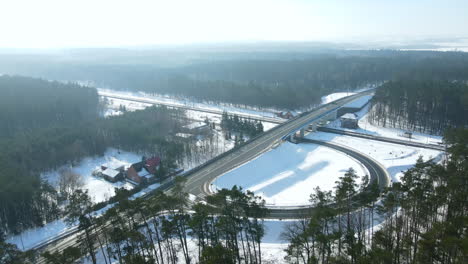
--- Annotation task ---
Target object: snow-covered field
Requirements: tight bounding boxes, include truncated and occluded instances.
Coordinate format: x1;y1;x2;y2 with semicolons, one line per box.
307;132;443;182
328;104;444;145
102;97;152;117
7;218;74;251
42;148;141;203
185;108;277;131
99;89;282;119
321;92;356;104
213;142;367;206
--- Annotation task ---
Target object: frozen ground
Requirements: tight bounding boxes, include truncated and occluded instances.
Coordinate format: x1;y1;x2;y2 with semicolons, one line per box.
328;104;443;145
8;166;160;251
186;108;277;131
99;89;282;119
321;92;356;104
42;148;141;203
82;218;292;264
101;94;279;132
307;132;443;182
213;142;367;206
102;97;152;117
6;218;74;251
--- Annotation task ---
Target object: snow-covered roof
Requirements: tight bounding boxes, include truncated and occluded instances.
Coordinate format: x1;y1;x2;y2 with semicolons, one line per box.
341;113;358;120
176;133;193;138
102;168;120;178
103;158;130;170
184;121;208;130
343;95;373;109
137;168;150;177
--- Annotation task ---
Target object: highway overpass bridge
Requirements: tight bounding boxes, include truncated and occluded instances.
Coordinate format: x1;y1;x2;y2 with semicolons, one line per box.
32;90;380;261
182;90;376;198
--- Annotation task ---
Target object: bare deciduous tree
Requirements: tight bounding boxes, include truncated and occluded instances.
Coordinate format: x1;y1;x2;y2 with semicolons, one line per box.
58;169;84;200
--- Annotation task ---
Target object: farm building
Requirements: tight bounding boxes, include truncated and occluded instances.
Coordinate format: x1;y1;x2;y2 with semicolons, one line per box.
101;168;123;182
340;113;359;129
126;156;161;184
100;159;127;172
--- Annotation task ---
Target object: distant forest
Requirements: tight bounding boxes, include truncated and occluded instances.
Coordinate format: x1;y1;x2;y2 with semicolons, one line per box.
1;50;468;109
0;76;187;235
0;76;99;137
368;80;468;134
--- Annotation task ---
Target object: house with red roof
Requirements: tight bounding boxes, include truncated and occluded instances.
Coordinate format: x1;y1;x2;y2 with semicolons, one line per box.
126;156;161;184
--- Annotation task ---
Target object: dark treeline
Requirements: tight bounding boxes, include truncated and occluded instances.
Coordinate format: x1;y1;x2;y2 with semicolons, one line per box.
35;181;267;264
3;129;466;263
0;75;99;138
0;76;188;235
282;129;467;263
0;106;185;235
2;50;468;109
369;80;468;134
221;112;264;145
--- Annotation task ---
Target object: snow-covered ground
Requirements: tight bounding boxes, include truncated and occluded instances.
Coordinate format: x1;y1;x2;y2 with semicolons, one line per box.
328;104;444;145
82;219;292;264
99;89;283;119
319;83;378;105
185;108;277;131
321;92;356;104
7;218;74;251
213;142;367;206
102;97;152;117
101;93;279;133
42;148;141;203
307;132;443;182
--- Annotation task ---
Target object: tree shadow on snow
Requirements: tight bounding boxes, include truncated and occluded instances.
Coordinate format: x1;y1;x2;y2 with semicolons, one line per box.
255;160;329;198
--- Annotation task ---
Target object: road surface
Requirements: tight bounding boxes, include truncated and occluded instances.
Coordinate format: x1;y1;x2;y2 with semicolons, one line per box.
317;127;445;151
266;138;390;219
180;92;374;198
33;91;374;261
99;91;286;124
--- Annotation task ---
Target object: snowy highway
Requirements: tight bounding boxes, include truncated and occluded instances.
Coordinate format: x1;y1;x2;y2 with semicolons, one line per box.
266;138;390;218
33;91;381;260
99;91;286;124
181;91;380;202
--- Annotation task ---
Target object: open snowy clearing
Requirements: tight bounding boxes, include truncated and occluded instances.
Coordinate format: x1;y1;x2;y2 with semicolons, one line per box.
213;142;367;206
185;108;277;131
99;89;283;119
306;132;443;182
321;92;356;104
328;104;444;145
42;148;141;203
7;183;162;251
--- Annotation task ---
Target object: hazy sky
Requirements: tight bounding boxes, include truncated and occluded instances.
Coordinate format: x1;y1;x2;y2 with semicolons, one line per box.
1;0;467;48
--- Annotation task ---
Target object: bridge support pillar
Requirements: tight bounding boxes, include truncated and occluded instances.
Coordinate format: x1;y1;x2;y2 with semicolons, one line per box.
299;128;305;138
310;123;317;131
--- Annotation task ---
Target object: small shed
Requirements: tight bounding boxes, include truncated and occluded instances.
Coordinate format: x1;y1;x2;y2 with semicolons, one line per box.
101;168;123;183
183;122;210;133
340;113;359;129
